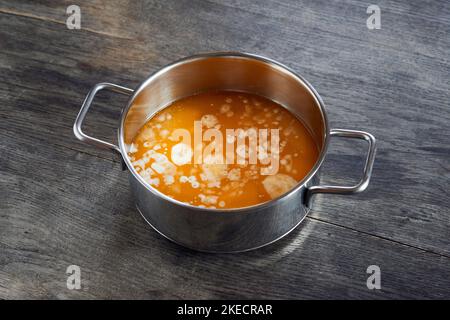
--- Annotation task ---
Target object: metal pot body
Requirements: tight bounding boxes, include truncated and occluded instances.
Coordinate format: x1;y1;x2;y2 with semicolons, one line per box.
129;170;318;252
74;52;376;252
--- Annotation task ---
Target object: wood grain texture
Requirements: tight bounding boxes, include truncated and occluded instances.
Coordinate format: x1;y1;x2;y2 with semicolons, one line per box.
0;0;449;299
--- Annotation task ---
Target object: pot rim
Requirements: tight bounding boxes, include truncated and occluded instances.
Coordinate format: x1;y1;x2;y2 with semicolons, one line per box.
118;51;331;213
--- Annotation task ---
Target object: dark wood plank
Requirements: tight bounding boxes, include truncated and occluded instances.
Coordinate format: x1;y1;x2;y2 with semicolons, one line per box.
1;131;450;299
1;0;449;299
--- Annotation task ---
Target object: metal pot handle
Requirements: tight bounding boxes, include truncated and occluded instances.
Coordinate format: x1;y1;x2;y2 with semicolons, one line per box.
306;129;377;206
73;82;134;155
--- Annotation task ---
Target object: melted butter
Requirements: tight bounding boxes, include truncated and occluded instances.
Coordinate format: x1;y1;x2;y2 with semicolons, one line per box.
128;91;319;209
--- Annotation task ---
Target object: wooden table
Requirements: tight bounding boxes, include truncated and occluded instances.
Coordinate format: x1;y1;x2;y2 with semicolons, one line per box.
1;0;449;299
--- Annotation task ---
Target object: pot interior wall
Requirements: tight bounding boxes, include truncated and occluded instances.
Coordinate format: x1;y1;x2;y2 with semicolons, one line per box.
123;55;326;152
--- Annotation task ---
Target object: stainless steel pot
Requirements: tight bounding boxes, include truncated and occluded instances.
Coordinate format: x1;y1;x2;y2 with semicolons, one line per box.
74;52;376;253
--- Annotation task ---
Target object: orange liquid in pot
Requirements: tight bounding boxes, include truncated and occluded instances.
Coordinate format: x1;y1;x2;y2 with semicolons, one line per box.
128;91;319;209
